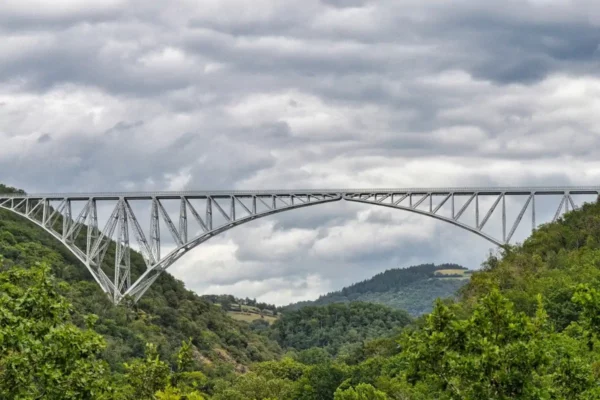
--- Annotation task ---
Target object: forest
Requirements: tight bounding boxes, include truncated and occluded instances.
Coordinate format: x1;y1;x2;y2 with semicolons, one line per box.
4;182;600;398
284;263;470;316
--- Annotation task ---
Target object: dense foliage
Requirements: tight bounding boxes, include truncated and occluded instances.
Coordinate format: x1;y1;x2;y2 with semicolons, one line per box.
0;261;112;399
270;302;411;356
286;263;469;315
6;180;600;398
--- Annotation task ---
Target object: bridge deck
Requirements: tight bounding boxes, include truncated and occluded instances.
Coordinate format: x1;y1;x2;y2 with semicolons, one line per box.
1;186;600;200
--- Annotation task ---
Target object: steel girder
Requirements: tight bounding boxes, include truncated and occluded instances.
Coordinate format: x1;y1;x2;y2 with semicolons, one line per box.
0;187;598;304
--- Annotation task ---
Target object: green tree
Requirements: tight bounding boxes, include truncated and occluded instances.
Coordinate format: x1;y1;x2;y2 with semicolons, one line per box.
403;290;597;399
212;372;296;400
297;347;332;365
334;383;388;400
295;363;349;400
155;385;206;400
0;260;113;399
123;343;171;399
173;339;209;396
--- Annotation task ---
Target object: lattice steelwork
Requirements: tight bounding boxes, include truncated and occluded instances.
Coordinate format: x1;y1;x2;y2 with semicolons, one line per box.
0;187;598;304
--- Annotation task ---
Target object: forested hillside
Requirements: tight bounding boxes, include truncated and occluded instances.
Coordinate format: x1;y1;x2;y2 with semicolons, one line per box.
0;185;282;373
286;263;470;315
5;182;600;398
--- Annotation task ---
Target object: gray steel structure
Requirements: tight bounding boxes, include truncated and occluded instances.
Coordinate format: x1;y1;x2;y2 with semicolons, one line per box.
0;187;597;304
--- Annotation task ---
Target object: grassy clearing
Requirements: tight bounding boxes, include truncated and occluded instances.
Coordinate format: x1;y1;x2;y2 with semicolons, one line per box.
227;311;278;325
434;269;469;276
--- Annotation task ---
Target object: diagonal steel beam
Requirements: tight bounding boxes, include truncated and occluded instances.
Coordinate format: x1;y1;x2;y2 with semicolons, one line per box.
13;198;27;211
257;196;273;211
65;200;91;242
45;199;66;230
433;193;451;214
89;201;120;265
185;198;209;232
157;199;183;246
376;194;391;203
274;195;291;207
27;199;43;215
553;195;567;222
124;200;155;267
454;193;476;221
210;196;232;223
412;193;429;209
292;194;307;204
567;195;576;211
393;193;409;206
478;194;503;230
234;196;253;216
506;194;533;243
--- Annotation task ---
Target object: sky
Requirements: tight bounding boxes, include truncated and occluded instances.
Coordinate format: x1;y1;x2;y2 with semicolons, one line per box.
2;0;600;305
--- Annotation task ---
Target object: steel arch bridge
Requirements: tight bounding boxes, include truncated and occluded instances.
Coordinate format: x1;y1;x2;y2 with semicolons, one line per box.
1;187;597;304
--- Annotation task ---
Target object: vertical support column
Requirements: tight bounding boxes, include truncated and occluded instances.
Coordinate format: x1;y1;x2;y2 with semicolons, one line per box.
87;199;99;265
252;196;257;215
409;193;413;208
502;193;506;243
206;197;213;231
564;193;569;213
451;193;455;219
429;194;433;212
230;196;236;221
272;195;276;209
531;193;536;232
25;199;30;215
42;199;49;226
150;198;161;261
62;199;72;240
475;193;479;228
115;199;131;299
179;197;188;244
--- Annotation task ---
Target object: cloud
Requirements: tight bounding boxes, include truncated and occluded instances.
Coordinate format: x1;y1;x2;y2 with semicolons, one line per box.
1;0;600;304
0;0;125;27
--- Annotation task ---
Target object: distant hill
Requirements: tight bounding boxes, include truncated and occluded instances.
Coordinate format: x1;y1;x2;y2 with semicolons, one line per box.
285;263;472;316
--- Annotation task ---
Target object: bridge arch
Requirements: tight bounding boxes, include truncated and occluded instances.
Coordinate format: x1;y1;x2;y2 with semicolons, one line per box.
0;187;594;304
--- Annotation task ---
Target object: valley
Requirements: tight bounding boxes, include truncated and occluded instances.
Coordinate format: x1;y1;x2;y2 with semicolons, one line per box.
3;182;600;398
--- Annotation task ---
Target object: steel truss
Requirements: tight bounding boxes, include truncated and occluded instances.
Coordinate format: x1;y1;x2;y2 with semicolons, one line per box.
0;187;598;304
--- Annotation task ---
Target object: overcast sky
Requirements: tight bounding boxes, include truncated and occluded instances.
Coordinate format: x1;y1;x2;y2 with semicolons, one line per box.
2;0;600;305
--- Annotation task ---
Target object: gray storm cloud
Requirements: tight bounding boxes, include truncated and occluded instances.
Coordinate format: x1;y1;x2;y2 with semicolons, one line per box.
1;0;600;304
